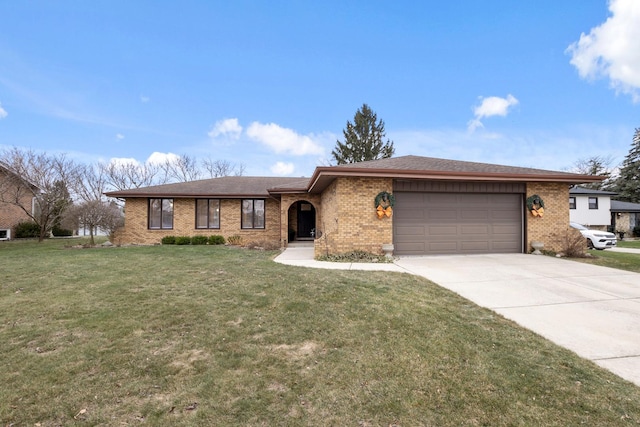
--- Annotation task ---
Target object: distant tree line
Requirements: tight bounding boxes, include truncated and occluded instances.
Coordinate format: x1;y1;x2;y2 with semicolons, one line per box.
0;148;245;244
572;128;640;203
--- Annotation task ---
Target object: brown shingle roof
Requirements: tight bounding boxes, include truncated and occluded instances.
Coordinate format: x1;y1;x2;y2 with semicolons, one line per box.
104;156;603;198
333;155;582;176
307;155;603;192
105;176;309;198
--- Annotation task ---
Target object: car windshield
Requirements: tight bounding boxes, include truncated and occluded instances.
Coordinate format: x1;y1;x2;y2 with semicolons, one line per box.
570;222;588;230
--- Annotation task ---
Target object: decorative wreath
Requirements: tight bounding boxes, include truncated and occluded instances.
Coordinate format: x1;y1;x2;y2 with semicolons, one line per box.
526;194;545;217
375;191;395;219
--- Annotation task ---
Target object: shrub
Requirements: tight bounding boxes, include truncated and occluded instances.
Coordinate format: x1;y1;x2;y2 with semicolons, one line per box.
175;236;191;245
316;250;390;263
14;221;41;238
558;229;588;258
161;236;176;245
209;235;225;245
191;235;208;245
52;225;73;237
227;235;243;246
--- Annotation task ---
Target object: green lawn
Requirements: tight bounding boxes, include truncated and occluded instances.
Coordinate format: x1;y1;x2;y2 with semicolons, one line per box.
618;239;640;249
573;243;640;273
2;239;640;426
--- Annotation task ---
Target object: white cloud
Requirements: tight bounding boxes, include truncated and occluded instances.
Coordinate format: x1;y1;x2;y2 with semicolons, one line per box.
567;0;640;102
208;118;243;140
140;95;150;103
270;161;295;176
467;94;519;132
108;157;140;167
116;133;125;140
146;151;179;165
246;122;324;156
0;102;7;119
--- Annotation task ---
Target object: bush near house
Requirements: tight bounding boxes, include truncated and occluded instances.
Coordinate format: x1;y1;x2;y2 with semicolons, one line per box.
191;235;208;245
209;235;225;245
51;225;73;237
174;236;191;245
161;236;176;245
14;221;41;238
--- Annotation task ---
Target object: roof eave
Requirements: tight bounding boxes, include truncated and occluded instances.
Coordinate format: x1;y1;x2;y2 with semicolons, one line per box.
104;191;272;198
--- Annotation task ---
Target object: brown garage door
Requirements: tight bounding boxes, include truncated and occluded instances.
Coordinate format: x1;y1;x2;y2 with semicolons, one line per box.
393;192;523;255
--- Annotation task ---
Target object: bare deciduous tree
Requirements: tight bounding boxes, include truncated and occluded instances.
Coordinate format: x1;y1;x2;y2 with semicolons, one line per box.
63;199;123;245
570;155;615;190
158;154;202;182
201;158;245;178
0;147;79;241
100;160;162;191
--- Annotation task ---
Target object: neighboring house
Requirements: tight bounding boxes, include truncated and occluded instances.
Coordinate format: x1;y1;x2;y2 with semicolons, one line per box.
568;186;617;231
0;163;37;240
610;200;640;237
105;155;601;256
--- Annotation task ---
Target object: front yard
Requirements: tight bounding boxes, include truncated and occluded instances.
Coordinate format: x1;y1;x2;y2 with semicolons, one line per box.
2;239;640;426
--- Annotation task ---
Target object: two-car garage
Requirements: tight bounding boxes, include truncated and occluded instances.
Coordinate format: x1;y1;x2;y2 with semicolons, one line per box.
392;181;525;255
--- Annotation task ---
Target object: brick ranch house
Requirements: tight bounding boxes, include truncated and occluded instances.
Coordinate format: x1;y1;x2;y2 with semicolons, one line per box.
105;155;601;257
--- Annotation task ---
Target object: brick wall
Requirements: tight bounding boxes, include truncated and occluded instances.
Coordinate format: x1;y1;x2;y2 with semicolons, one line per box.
314;177;393;257
526;182;580;253
0;171;34;237
114;197;282;245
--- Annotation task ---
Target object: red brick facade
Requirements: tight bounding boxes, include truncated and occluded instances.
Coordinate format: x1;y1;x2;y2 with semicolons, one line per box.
0;169;34;238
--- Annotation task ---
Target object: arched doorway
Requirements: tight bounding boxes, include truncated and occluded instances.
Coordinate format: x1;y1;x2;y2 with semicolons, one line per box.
288;201;316;241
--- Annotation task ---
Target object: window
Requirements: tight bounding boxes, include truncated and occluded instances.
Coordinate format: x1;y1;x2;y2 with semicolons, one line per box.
588;197;598;210
569;197;576;210
149;198;173;229
241;199;265;229
196;199;220;229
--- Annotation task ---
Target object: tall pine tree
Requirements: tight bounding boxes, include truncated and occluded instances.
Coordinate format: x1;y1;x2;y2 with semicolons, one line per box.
614;128;640;202
332;104;395;165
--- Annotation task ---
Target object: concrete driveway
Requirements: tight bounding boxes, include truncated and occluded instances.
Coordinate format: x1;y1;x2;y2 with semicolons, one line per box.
394;253;640;387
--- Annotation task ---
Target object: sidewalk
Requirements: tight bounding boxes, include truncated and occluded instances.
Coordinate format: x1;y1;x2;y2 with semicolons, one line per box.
274;245;404;272
609;246;640;254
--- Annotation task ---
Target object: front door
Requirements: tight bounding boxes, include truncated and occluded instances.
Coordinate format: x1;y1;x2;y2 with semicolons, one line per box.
297;202;316;239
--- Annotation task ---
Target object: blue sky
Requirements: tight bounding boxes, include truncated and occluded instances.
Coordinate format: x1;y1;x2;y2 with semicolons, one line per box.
1;0;639;177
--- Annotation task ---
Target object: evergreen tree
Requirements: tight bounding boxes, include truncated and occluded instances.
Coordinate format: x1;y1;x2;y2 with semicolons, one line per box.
332;103;395;164
614;128;640;202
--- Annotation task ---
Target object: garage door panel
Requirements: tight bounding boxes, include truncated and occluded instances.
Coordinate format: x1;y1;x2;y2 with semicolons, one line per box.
395;209;426;221
427;225;458;236
395;225;425;236
428;209;459;221
461;224;489;235
400;242;427;252
493;224;521;235
394;192;522;255
460;241;490;251
427;241;458;252
461;210;489;220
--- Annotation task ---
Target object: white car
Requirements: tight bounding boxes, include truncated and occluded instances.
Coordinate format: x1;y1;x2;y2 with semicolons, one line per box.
570;222;617;250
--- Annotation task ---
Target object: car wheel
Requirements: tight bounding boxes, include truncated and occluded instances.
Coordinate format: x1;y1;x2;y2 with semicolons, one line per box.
586;238;594;249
